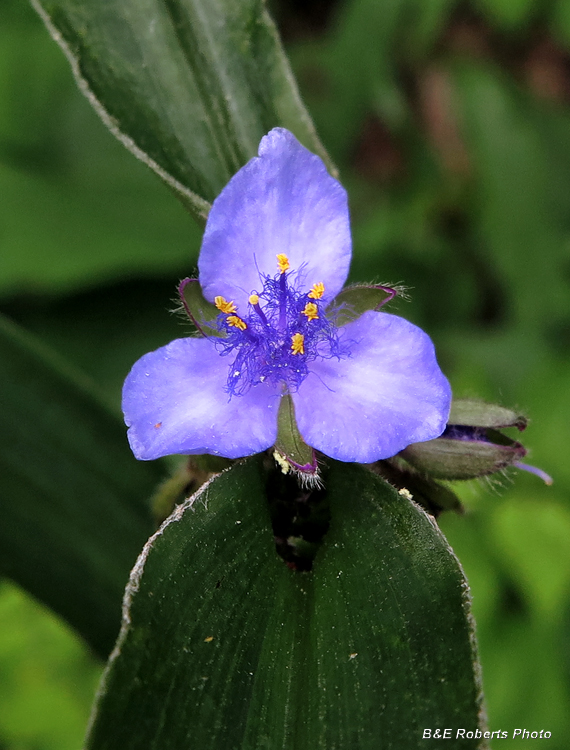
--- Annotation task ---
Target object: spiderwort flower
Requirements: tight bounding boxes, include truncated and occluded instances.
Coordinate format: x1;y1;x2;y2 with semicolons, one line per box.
122;129;451;466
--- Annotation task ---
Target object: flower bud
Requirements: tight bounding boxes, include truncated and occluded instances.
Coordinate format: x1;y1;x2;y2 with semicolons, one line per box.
399;425;527;480
398;399;551;484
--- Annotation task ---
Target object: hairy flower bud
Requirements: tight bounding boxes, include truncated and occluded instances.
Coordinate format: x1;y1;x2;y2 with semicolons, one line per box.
397;399;551;484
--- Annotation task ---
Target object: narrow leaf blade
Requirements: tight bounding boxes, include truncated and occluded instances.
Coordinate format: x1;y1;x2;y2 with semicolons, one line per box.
0;315;159;657
33;0;333;222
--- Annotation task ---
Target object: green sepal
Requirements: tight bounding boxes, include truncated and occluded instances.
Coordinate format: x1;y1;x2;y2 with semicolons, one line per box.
178;278;224;337
274;394;317;475
328;284;397;326
449;398;527;430
399;432;526;481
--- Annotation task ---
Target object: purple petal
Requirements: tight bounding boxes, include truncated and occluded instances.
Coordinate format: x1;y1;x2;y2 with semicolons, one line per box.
292;311;451;463
122;338;280;460
514;462;553;485
199;128;351;310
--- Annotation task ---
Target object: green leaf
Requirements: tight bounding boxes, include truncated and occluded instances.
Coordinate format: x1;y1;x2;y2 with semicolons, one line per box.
86;459;484;748
32;0;333;223
0;314;160;658
0;3;203;298
375;460;463;516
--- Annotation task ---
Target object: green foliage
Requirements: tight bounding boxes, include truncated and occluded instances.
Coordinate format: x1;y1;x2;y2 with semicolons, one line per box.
475;0;536;30
87;459;483;749
1;0;570;747
0;3;200;298
0;581;101;750
33;0;333;222
0;314;160;658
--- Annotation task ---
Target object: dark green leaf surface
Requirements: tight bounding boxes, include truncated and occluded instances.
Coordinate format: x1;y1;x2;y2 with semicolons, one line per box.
32;0;332;223
87;459;485;749
0;315;160;658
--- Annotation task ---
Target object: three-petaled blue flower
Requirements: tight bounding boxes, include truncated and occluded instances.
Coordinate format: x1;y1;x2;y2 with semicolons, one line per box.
122;129;451;465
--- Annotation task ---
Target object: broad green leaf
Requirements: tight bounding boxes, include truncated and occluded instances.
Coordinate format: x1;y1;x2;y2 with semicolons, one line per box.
32;0;333;223
86;459;484;748
0;314;160;658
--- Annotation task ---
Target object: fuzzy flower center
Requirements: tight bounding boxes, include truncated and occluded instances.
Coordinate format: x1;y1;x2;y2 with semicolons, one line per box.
212;255;348;395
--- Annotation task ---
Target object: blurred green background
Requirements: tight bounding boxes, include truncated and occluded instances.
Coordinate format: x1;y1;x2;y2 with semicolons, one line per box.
1;0;570;747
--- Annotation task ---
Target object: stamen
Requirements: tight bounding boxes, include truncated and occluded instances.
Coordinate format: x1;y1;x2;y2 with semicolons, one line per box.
215;296;237;313
249;292;268;325
278;266;287;330
277;254;290;274
308;282;325;300
227;315;247;331
301;302;319;321
221;268;348;397
291;333;305;355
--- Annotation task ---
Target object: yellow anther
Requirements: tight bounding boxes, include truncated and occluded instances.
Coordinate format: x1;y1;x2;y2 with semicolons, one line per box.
301;302;319;321
249;293;260;305
308;282;325;299
291;333;305;355
227;315;247;331
277;254;290;274
214;296;237;314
